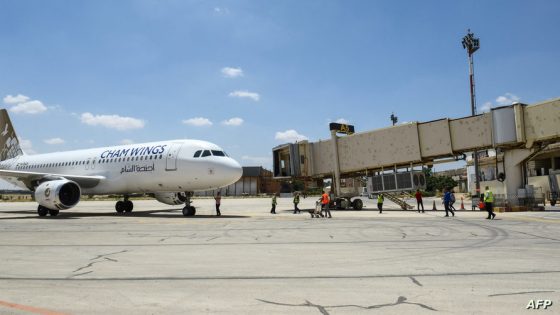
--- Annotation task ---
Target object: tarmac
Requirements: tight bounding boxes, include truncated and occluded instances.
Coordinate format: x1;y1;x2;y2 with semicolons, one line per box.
0;196;558;314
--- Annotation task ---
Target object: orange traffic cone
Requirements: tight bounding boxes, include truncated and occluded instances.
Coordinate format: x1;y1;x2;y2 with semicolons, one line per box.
460;197;465;210
432;200;437;210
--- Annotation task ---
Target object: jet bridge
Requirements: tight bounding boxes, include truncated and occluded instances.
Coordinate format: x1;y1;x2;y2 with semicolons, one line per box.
273;98;560;207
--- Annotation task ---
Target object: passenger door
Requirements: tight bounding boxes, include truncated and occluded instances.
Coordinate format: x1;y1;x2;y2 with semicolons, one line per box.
166;143;182;171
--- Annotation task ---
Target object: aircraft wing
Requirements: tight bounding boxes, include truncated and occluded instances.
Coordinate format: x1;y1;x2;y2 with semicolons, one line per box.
0;170;105;190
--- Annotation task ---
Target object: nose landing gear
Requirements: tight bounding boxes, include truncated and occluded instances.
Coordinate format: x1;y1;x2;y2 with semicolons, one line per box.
115;196;134;214
182;191;196;216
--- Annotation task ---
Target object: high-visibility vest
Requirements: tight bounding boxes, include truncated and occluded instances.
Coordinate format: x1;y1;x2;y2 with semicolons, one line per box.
272;196;277;205
321;193;329;205
484;190;494;203
377;194;384;203
293;195;300;203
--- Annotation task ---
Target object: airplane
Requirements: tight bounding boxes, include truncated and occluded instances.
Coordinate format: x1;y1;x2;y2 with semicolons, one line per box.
0;109;243;217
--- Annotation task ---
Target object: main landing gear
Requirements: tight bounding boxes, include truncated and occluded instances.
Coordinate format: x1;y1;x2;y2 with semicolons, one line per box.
37;205;59;217
115;196;133;214
182;192;196;216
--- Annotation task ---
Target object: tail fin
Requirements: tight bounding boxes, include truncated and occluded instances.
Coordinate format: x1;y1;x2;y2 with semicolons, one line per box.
0;109;24;161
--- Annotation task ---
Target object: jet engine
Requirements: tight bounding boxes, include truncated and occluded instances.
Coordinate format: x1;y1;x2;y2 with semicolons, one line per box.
34;179;81;210
154;192;187;205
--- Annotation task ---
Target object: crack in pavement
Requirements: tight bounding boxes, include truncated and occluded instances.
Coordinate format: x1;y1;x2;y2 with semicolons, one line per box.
90;250;128;261
257;296;438;314
69;271;93;278
409;276;423;286
72;250;128;274
488;290;555;297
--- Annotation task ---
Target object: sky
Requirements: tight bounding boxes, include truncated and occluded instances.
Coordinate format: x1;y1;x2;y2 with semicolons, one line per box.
1;0;559;173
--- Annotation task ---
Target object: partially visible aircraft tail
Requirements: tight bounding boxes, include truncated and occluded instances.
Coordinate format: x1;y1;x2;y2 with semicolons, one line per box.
0;109;24;161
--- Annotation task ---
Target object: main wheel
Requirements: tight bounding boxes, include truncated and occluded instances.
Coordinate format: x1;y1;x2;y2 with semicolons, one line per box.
352;199;363;210
37;205;48;217
115;201;125;213
49;209;60;216
124;200;133;212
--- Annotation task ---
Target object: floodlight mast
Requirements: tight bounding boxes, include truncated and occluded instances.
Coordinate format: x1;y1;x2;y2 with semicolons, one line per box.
462;29;481;197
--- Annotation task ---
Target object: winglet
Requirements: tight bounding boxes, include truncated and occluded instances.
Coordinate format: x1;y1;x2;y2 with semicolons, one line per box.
0;109;24;161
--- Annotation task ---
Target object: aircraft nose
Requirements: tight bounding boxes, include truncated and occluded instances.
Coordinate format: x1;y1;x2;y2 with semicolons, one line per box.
222;158;243;184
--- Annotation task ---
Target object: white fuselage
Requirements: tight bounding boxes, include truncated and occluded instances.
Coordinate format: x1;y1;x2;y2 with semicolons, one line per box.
0;139;243;194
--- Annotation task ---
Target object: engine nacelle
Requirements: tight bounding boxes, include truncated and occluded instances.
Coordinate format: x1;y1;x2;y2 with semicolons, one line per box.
154;192;187;205
34;179;81;210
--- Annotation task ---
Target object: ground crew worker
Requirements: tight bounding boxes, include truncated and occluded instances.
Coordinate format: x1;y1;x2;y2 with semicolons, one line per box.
321;190;331;218
449;190;456;211
214;191;222;216
443;187;455;217
484;186;496;219
293;192;301;214
377;193;384;213
415;189;424;213
271;193;277;214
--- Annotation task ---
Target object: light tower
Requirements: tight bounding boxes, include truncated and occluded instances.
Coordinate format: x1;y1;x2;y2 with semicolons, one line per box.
462;29;481;197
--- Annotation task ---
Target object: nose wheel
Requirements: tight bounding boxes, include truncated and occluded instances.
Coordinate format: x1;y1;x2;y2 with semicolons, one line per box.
182;192;196;216
115;197;134;213
182;205;196;216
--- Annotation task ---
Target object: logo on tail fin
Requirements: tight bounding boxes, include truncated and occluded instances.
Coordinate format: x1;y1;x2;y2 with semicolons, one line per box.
0;109;24;161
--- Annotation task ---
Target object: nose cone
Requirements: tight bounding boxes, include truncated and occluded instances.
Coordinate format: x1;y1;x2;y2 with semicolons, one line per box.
221;158;243;185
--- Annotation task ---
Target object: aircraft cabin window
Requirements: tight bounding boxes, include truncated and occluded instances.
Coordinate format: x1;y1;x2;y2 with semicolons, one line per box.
211;150;225;157
194;150;202;158
201;150;211;157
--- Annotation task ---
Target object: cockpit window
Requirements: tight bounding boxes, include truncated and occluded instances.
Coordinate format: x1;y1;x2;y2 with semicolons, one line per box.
211;150;225;157
201;150;211;157
193;150;202;158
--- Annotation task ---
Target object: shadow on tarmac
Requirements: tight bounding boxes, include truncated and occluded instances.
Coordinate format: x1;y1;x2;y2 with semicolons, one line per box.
0;209;250;220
